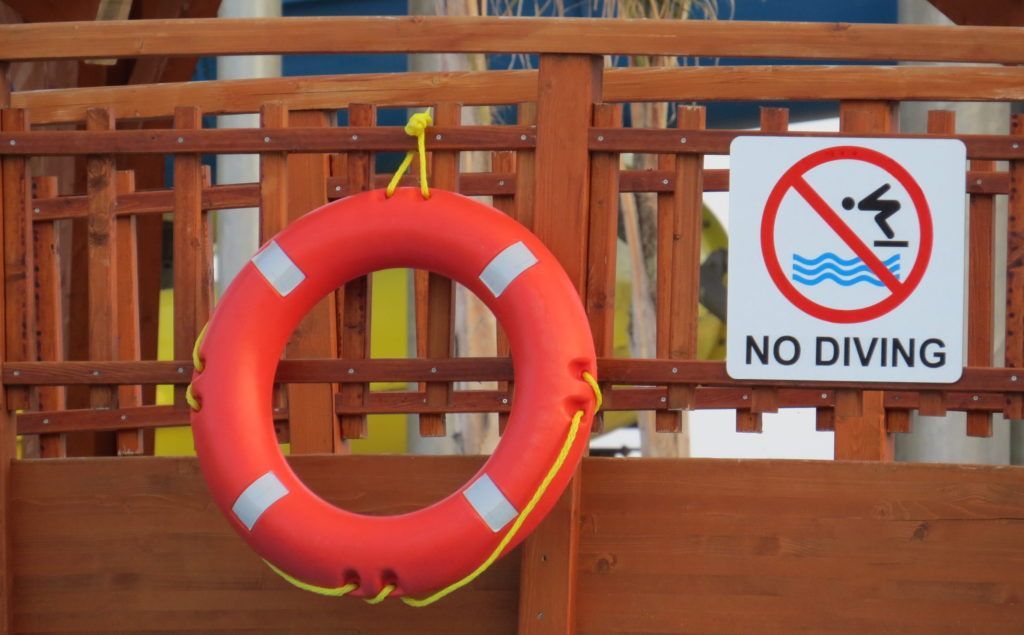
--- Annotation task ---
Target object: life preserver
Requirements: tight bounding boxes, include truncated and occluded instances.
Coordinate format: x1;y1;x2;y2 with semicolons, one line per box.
189;188;598;603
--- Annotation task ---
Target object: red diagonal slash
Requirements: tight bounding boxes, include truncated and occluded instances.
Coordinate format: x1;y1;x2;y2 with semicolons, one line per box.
791;176;902;292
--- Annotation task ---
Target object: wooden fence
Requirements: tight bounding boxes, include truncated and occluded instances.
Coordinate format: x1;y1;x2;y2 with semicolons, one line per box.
1;16;1023;634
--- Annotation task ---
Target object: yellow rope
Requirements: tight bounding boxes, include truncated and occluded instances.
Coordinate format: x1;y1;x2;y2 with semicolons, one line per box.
385;110;433;199
363;584;396;605
265;560;358;597
184;322;210;412
401;371;602;608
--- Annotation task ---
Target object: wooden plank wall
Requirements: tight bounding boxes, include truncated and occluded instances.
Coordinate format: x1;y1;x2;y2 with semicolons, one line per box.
8;455;1024;634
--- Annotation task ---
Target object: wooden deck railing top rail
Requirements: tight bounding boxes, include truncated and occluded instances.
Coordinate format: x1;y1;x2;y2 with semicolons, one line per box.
0;17;1023;63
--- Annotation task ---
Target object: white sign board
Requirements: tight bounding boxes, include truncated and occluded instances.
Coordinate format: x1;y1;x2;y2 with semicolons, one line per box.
726;137;966;383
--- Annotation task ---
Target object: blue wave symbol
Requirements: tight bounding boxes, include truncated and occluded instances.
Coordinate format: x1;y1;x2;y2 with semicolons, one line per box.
791;252;900;287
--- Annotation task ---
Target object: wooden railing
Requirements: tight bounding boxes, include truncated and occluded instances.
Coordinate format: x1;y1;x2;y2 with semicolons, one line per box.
1;16;1023;635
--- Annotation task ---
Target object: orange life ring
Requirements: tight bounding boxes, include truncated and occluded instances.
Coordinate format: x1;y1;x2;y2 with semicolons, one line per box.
189;188;598;602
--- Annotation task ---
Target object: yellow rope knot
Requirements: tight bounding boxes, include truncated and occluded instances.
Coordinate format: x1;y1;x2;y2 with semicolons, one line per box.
185;322;210;412
386;110;433;199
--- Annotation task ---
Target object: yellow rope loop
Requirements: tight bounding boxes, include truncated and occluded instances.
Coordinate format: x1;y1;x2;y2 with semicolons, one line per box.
582;370;602;412
192;322;209;373
264;561;359;598
185;383;201;412
385;110;433;199
363;584;396;605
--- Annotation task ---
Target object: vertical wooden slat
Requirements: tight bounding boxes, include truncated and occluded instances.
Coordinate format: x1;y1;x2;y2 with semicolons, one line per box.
259;102;289;242
655;106;702;433
417;102;460;438
492;149;517;435
586;103;621;433
285;109;338;454
737;107;789;434
259;103;289;422
86;108;118;425
114;170;144;455
32;176;66;458
172;106;202;410
833;100;896;461
518;53;601;635
1;109;34;413
338;104;375;442
1005;114;1024;421
0;64;15;634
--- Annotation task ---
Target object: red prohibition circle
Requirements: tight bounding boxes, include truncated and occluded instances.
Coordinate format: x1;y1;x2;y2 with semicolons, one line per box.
760;146;933;324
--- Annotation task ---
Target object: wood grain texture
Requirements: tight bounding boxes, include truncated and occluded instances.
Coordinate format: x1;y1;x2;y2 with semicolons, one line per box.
518;54;602;635
114;171;144;455
0;61;12;635
2;17;1024;63
967;156;996;435
172;106;203;409
1;109;33;412
284;110;338;455
1005;114;1024;419
336;104;374;442
30;177;65;458
85;108;117;419
577;458;1024;634
7;456;1024;634
17;66;1024;125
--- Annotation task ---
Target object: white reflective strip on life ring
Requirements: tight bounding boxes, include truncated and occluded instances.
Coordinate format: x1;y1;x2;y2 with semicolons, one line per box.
478;241;538;298
232;471;289;531
463;473;519;533
252;240;306;297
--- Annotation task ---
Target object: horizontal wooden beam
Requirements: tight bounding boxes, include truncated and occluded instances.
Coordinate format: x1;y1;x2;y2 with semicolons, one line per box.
14;65;1024;125
11;455;1024;633
0;126;534;156
591;128;1024;160
1;17;1023;63
3;359;1022;396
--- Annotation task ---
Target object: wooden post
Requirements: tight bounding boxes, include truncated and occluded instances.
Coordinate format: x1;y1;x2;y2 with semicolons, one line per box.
114;171;145;454
518;53;602;635
0;62;15;635
32;176;66;458
86;108;118;430
259;103;289;423
337;103;375;442
833;101;896;461
493;149;517;434
284;109;338;454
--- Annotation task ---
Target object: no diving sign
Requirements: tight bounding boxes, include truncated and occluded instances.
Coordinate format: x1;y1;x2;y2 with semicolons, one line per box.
726;137;966;383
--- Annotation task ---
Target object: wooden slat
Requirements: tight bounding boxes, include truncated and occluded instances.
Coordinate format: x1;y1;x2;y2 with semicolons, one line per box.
416;103;460;438
17;66;1024;125
31;167;1008;223
491;150;517;435
589;128;1024;161
284;110;338;455
3;17;1024;63
655;105;705;433
258;103;288;242
585;103;621;434
85;108;118;428
967;134;997;437
114;170;143;455
1006;113;1024;420
17;404;288;436
5;358;1024;396
1;109;34;412
0;125;536;156
31;176;65;458
337;104;374;441
171;106;202;409
518;54;601;635
832;101;896;462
